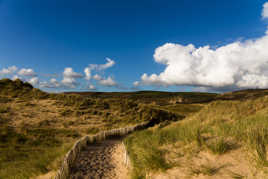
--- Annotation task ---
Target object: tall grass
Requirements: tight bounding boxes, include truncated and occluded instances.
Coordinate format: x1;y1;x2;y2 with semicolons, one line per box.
125;96;268;177
0;127;79;178
206;138;233;155
124;120;203;178
124;130;171;179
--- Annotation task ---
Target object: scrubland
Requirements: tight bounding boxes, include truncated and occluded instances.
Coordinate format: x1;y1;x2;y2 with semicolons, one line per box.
125;89;268;178
0;78;216;178
4;77;267;179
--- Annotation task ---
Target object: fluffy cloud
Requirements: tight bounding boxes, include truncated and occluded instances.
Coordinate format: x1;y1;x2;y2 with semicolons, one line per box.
133;81;140;87
263;2;268;18
97;58;115;70
84;67;91;80
18;68;36;77
1;59;118;90
84;57;115;83
139;2;268;90
88;84;96;90
40;78;61;88
83;58;117;88
62;68;83;88
12;75;20;80
0;66;17;75
84;57;115;74
28;77;39;86
98;76;117;87
63;67;83;78
92;73;118;87
93;74;102;81
50;78;61;87
141;40;268;89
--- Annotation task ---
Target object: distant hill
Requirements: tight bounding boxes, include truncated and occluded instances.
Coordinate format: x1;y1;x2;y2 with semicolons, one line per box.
65;90;218;105
217;88;268;100
2;78;268;102
0;78;48;98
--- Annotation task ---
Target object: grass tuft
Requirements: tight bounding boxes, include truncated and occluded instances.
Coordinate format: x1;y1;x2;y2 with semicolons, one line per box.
190;164;225;176
228;171;245;179
206;138;233;155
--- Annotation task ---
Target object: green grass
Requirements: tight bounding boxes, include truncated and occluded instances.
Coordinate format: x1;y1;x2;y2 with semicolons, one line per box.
155;103;203;116
206;138;233;155
7;78;268;178
124;119;204;178
0;78;48;99
0;127;79;178
125;96;268;177
124;130;171;179
86;127;100;134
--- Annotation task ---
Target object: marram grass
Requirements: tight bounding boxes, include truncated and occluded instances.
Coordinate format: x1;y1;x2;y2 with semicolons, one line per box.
124;96;268;178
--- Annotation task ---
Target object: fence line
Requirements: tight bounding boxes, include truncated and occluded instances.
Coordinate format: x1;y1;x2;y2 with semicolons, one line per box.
54;122;148;179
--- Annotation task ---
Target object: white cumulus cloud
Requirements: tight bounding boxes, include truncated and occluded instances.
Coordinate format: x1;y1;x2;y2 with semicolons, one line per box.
262;2;268;18
0;66;18;75
84;67;91;80
93;74;102;81
133;81;140;87
98;76;117;87
40;78;61;88
62;68;83;88
139;2;268;90
84;58;115;83
12;75;20;80
50;78;61;87
28;77;39;86
88;84;96;90
18;68;36;77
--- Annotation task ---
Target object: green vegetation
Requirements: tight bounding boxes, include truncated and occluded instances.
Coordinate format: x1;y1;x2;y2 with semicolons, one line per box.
124;130;171;178
206;137;233;155
6;78;268;178
0;78;218;178
124;119;203;178
0;78;48;99
0;127;79;178
86;127;100;134
156;103;203;116
125;95;268;178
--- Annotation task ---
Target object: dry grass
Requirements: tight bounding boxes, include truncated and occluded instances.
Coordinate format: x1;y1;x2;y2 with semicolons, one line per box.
190;163;226;176
125;94;268;178
0;127;77;179
0;78;214;178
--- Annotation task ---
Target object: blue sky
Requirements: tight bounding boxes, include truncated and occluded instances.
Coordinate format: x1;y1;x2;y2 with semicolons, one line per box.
1;0;268;92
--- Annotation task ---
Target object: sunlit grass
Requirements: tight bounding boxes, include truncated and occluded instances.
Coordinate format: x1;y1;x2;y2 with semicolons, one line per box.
0;127;78;178
125;96;268;177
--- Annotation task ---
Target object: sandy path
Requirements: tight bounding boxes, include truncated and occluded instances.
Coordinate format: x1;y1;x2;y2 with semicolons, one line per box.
70;138;129;179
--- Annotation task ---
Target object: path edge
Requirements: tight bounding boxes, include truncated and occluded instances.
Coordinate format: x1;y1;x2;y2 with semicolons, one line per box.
54;122;148;179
